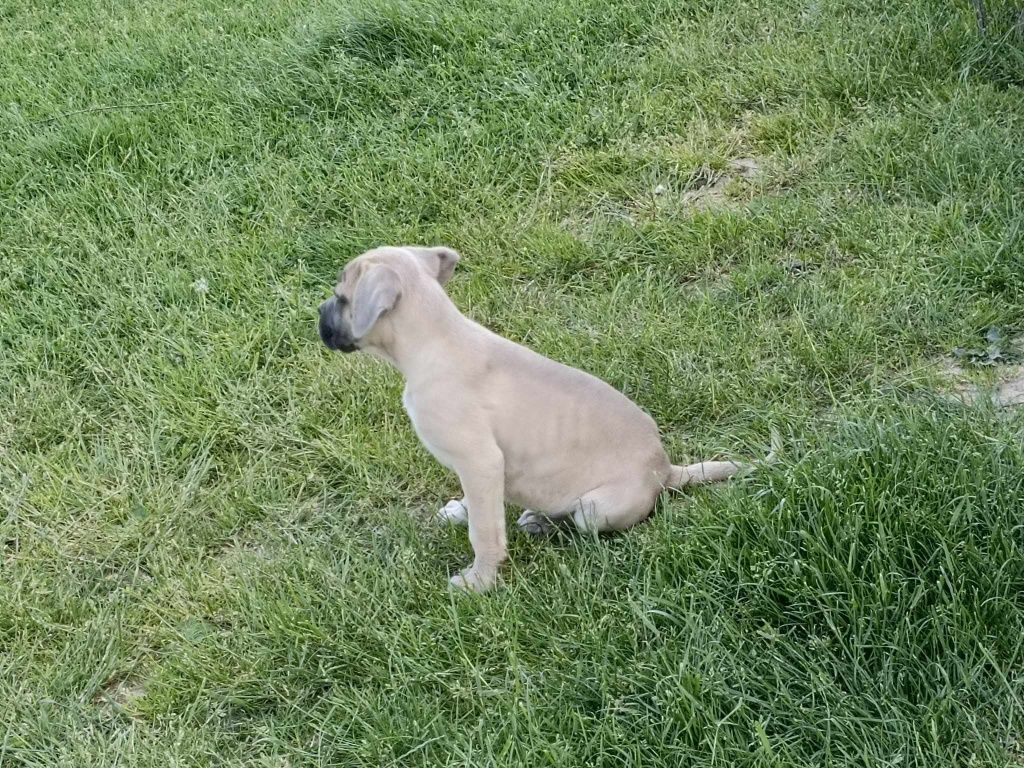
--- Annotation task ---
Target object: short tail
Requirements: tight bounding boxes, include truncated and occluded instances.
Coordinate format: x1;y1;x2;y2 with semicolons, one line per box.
667;428;781;490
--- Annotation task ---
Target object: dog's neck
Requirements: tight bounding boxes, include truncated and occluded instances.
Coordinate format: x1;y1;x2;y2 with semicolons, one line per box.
366;288;474;383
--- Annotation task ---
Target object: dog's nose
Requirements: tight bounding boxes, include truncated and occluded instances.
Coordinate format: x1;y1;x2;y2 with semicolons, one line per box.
318;297;358;352
318;299;337;344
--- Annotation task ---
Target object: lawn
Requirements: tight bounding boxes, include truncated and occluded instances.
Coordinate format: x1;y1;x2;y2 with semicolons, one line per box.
2;0;1024;764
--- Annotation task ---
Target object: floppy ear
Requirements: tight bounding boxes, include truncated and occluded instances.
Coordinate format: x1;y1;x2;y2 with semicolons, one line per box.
350;265;402;339
407;246;461;286
432;247;460;285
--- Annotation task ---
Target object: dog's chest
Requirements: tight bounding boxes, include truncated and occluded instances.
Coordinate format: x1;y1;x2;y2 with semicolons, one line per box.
402;386;456;470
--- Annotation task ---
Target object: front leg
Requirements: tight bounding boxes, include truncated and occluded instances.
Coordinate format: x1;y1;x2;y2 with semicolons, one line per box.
450;451;507;593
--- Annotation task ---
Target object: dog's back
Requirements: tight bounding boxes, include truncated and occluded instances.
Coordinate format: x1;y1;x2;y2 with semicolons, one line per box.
470;325;671;512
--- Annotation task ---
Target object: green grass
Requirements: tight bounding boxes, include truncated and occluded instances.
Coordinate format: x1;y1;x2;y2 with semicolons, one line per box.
2;0;1024;764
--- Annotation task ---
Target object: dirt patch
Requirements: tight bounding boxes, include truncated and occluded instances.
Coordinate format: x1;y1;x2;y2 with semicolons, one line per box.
94;676;145;713
933;351;1024;409
994;367;1024;407
556;154;765;241
932;357;980;404
676;157;761;209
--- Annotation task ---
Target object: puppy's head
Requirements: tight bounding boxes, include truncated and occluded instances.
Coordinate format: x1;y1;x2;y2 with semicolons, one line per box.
318;245;460;353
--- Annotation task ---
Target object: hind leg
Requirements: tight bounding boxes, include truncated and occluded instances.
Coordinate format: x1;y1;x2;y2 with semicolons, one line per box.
570;481;660;534
516;508;576;537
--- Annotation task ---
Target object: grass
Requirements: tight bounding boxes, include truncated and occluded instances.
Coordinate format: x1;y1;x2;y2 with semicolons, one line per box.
2;0;1024;764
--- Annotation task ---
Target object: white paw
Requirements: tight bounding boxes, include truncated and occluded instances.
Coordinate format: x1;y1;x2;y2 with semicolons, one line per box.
449;566;497;593
516;509;556;537
437;499;468;526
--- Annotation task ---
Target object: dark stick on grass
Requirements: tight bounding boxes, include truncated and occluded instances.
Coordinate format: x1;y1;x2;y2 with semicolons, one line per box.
970;0;988;34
